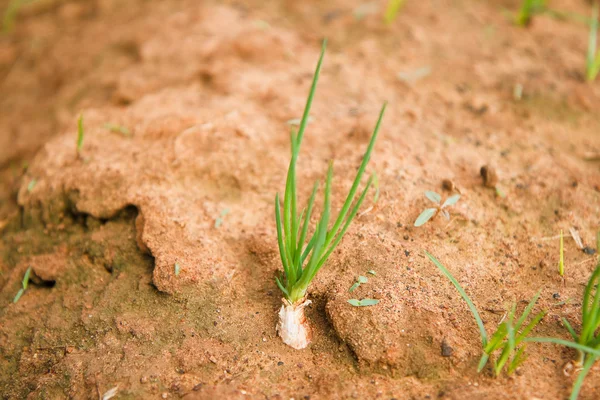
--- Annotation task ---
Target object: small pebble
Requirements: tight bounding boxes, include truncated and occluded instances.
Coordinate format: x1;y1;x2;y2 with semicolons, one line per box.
442;179;455;191
441;339;453;357
553;293;560;299
278;361;284;366
140;376;148;384
480;165;498;188
161;393;168;399
583;247;596;255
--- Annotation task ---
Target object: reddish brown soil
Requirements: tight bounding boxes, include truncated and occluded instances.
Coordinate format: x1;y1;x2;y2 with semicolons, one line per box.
1;0;600;399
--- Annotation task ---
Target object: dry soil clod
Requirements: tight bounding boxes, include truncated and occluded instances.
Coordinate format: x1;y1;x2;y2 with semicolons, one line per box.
480;165;498;188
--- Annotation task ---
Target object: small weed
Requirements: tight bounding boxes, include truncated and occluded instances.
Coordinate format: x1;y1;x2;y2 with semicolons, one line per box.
414;191;460;227
174;263;181;276
384;0;405;24
214;209;229;228
77;114;84;155
104;123;131;137
426;252;546;376
347;298;379;307
559;230;565;276
515;0;547;26
13;266;31;303
586;1;600;81
27;179;36;193
349;275;368;293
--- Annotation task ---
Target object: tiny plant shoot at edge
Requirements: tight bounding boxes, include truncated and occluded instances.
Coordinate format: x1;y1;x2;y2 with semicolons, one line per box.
274;41;386;349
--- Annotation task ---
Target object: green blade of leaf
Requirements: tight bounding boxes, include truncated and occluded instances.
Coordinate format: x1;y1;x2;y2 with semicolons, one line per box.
441;194;461;208
77;114;84;153
347;299;361;306
22;266;31;289
477;353;489;373
384;0;405;24
508;346;528;375
524;337;600;357
275;193;292;289
515;289;542;331
358;276;368;284
562;317;578;342
275;276;290;298
516;310;546;346
587;1;599;81
348;282;360;293
295;182;319;271
414;208;437;227
570;355;597;400
425;191;441;204
359;299;379;306
485;323;508;353
426;251;488;346
324;103;386;248
13;288;24;304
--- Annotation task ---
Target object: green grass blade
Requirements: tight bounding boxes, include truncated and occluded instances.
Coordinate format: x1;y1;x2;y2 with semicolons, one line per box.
426;251;488;346
559;230;564;276
275;194;293;288
515;289;542;331
562;317;579;341
524;337;600;357
508;346;528;375
570;355;597;400
485;323;508;353
295;182;319;271
581;267;600;343
516;310;546;345
77;114;84;153
324;103;386;248
317;175;374;270
275;276;290;298
384;0;405;24
477;353;489;372
587;1;599;81
22;266;31;289
13;288;24;303
295;40;326;148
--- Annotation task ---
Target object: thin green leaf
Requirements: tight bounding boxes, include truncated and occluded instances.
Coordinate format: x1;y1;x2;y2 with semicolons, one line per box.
559;230;564;276
77;114;84;153
22;266;31;289
414;208;437;227
508;346;528;375
477;353;489;372
348;282;360;293
276;276;290;298
384;0;405;24
359;299;379;306
485;323;508;353
174;263;181;276
587;1;599;81
347;299;361;306
524;337;600;357
570;355;597;400
13;288;24;303
275;194;292;286
295;182;319;271
515;289;542;331
425;191;441;204
516;310;546;345
426;251;488;346
562;317;578;341
441;194;461;208
27;179;36;193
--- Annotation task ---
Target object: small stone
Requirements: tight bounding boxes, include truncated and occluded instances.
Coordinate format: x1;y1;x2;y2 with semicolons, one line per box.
583;247;596;255
140;376;148;384
553;293;560;299
161;393;168;399
441;339;453;357
278;361;284;366
442;179;455;191
480;165;498;188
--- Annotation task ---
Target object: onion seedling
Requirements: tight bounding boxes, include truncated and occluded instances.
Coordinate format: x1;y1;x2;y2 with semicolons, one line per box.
274;41;386;349
586;1;600;81
426;251;546;375
559;230;565;276
414;191;460;227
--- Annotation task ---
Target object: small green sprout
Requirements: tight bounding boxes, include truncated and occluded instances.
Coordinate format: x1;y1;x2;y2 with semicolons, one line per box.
384;0;405;24
214;209;229;228
586;1;600;81
559;230;565;276
27;179;36;193
349;275;368;293
2;0;23;34
427;252;546;376
104;123;131;137
414;191;460;227
174;263;181;276
77;114;84;155
515;0;546;26
13;266;31;303
347;298;379;307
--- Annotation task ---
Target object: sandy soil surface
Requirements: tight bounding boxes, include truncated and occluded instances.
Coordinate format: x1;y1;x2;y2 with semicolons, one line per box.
1;0;600;399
